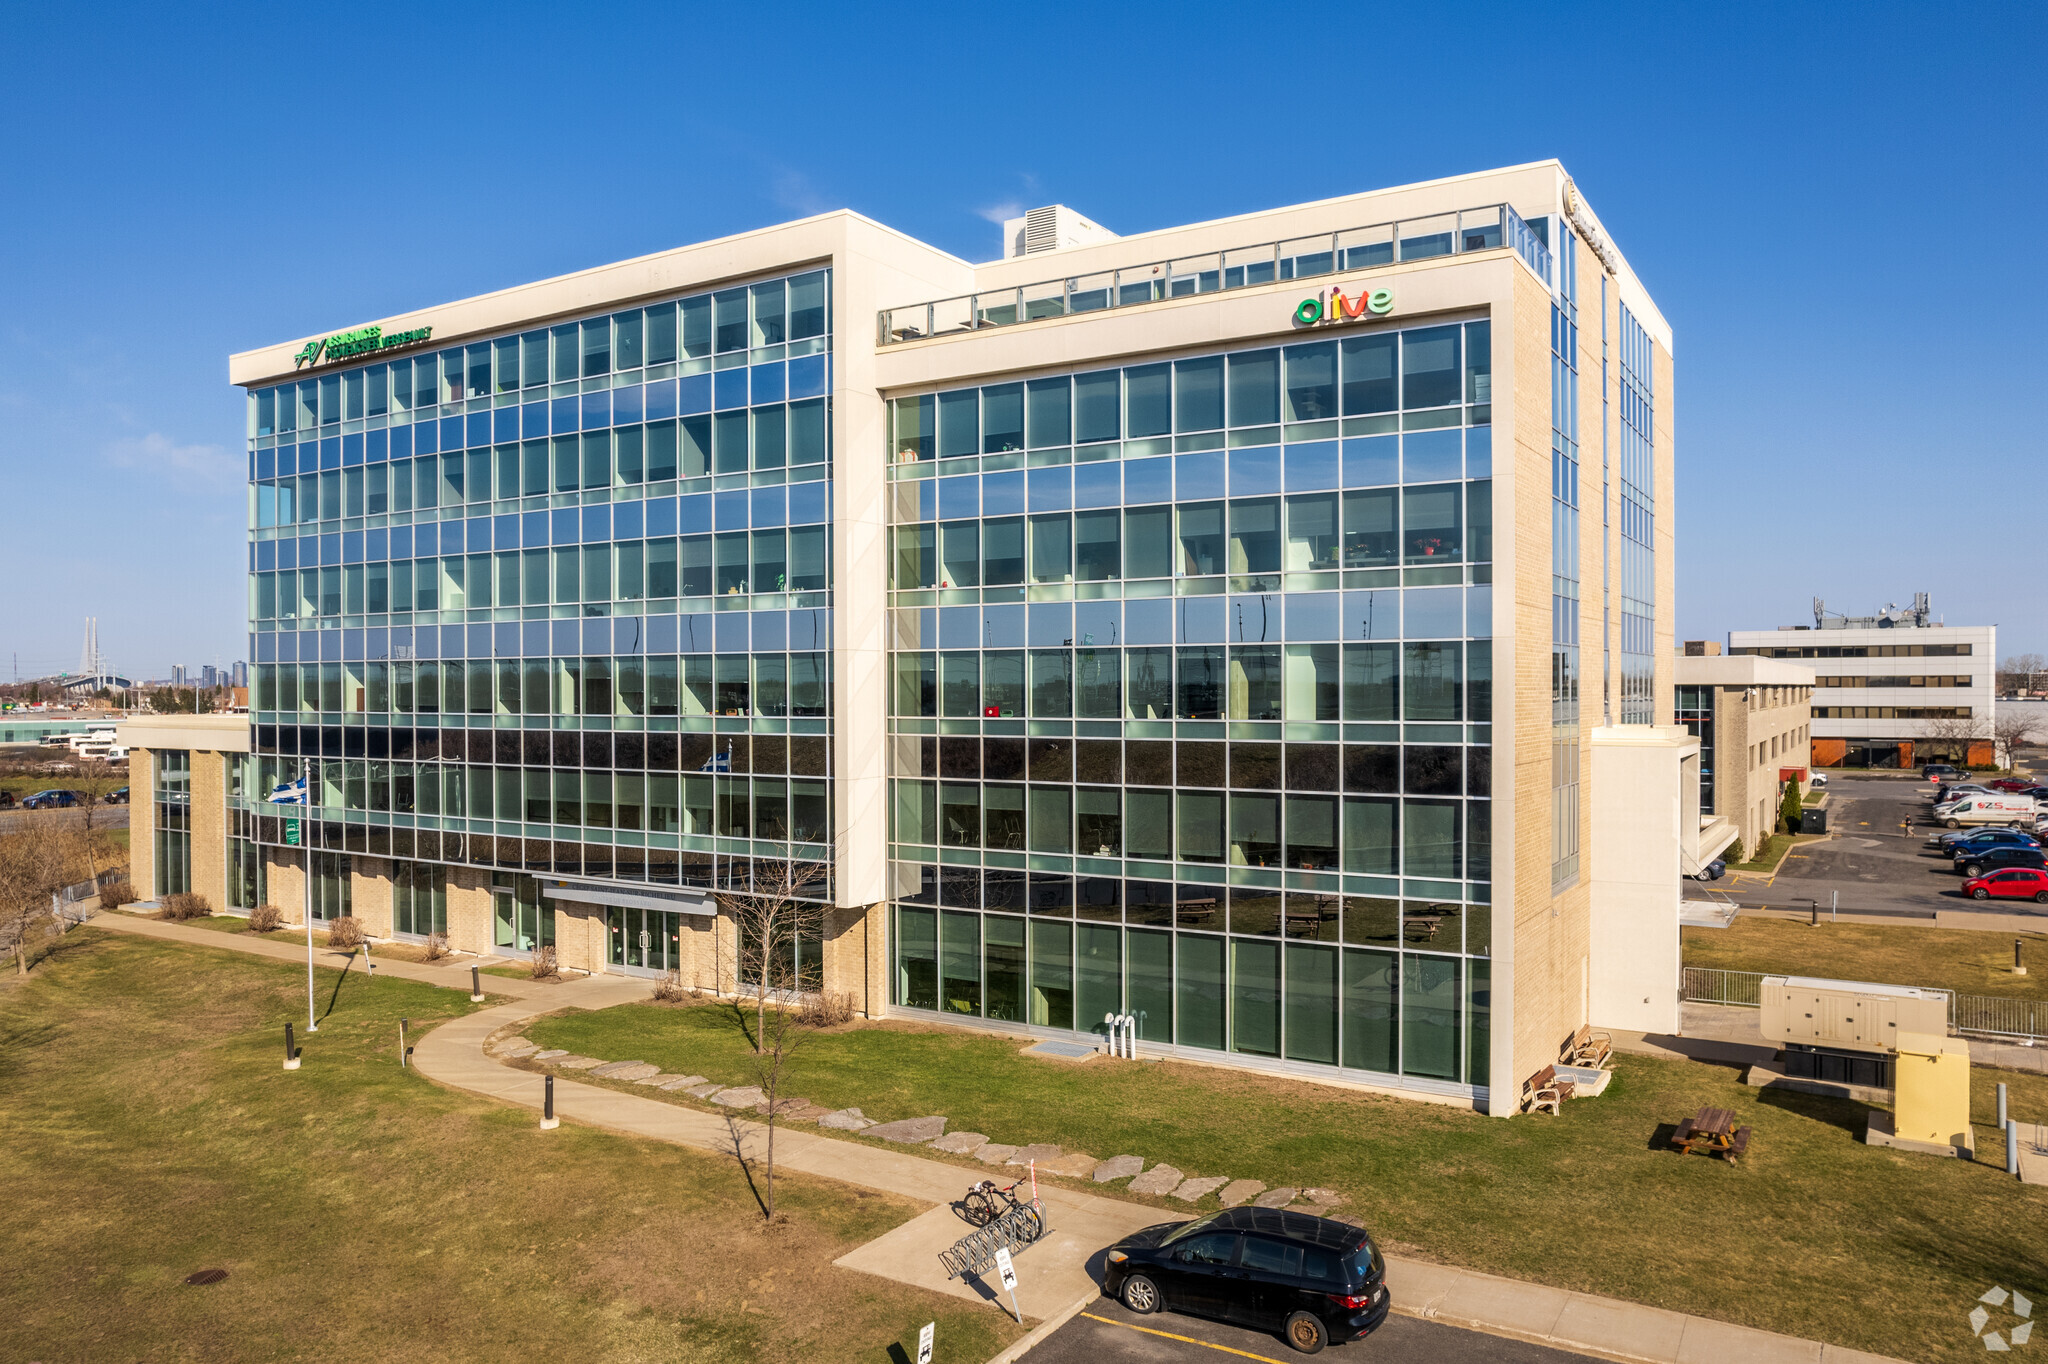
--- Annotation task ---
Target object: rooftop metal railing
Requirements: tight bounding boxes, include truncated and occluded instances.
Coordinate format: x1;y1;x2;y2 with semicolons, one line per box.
878;203;1552;346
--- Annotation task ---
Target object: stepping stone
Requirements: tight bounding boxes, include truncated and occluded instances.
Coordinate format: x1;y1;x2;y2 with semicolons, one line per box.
817;1108;875;1131
1006;1143;1063;1166
555;1055;606;1070
711;1086;766;1107
684;1084;723;1098
1127;1163;1184;1196
1293;1187;1346;1211
591;1061;658;1080
1092;1155;1145;1183
759;1096;813;1115
532;1049;569;1060
1219;1180;1267;1206
781;1104;833;1123
930;1131;990;1155
634;1072;680;1086
1170;1176;1229;1202
1039;1152;1099;1178
864;1115;947;1144
976;1143;1020;1165
1254;1186;1298;1208
655;1074;709;1090
492;1039;537;1057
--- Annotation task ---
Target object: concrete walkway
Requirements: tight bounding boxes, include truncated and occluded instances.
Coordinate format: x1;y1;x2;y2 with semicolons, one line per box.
91;907;1913;1364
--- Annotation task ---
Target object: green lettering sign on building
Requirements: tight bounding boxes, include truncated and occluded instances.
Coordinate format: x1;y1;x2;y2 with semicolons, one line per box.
293;323;434;370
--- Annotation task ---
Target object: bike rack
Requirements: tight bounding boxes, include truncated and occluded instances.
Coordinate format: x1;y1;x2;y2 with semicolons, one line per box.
938;1200;1046;1280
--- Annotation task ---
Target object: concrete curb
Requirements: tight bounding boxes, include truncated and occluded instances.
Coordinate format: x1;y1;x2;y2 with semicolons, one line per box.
982;1292;1097;1364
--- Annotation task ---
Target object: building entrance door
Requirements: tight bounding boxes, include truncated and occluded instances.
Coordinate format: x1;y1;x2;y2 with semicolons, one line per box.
606;907;683;978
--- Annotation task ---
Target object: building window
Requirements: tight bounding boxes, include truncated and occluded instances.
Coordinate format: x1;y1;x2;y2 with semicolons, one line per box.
394;862;447;938
153;750;192;898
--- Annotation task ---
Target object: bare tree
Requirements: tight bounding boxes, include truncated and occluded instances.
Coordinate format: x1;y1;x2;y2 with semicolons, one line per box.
68;756;124;882
710;859;828;1221
2000;653;2048;696
1993;709;2043;772
0;823;90;975
1919;714;1986;764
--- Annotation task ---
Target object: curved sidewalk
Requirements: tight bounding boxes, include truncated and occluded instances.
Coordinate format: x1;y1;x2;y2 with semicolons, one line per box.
92;910;1910;1364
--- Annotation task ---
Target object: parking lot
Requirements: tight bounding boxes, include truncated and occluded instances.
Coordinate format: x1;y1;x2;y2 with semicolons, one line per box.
1700;772;2045;919
1024;1296;1595;1363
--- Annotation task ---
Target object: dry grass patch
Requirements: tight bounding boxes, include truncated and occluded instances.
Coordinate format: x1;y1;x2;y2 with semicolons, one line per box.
1686;916;2048;1002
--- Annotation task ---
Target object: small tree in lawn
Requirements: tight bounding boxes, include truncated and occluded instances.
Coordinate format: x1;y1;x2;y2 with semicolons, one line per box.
0;822;89;974
711;858;828;1221
1779;780;1804;834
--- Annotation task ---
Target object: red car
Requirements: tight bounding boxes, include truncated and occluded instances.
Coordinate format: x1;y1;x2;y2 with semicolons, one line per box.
1963;867;2048;903
1986;778;2035;793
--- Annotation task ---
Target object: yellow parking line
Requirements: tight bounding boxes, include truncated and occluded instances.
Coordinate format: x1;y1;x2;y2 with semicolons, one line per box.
1079;1312;1291;1362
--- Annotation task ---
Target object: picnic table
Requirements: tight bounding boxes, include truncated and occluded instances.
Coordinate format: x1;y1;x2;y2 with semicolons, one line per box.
1671;1106;1752;1163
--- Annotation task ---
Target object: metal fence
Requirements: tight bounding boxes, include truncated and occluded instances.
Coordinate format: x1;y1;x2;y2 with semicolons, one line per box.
1681;967;2046;1043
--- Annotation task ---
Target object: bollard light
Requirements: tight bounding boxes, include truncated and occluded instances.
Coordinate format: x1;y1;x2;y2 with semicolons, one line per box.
399;1018;410;1069
284;1021;300;1071
540;1073;559;1130
1997;1082;2008;1129
2017;940;2028;977
470;965;485;1002
2009;1120;2022;1178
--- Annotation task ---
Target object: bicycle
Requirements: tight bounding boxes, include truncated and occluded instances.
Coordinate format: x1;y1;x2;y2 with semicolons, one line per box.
960;1177;1028;1228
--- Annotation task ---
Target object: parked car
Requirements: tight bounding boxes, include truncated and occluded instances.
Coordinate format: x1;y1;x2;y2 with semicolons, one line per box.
1923;763;1963;782
1930;782;1990;803
1691;858;1727;881
1104;1206;1391;1353
1955;846;2048;879
20;789;82;810
0;791;14;809
1809;772;1829;788
1987;778;2035;793
1963;868;2048;903
1930;827;2041;853
103;786;129;805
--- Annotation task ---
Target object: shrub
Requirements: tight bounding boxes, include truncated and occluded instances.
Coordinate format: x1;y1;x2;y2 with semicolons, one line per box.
98;879;137;909
247;903;283;933
798;990;856;1028
653;971;689;1003
1779;781;1804;834
529;946;560;980
326;915;366;949
157;892;212;921
1726;837;1746;866
422;932;450;961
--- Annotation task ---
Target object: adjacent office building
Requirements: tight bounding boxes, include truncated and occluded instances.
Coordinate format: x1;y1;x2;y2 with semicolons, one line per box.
127;161;1689;1112
1730;595;1995;768
1674;645;1814;858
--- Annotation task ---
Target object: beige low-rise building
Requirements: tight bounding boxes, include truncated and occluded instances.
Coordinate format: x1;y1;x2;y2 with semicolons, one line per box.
1674;653;1816;859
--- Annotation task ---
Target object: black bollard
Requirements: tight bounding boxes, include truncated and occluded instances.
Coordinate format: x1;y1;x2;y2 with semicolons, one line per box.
399;1018;410;1068
284;1021;300;1070
541;1073;559;1130
470;965;484;1002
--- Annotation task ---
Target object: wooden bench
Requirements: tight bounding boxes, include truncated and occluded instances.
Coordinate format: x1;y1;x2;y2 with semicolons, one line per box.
1726;1126;1753;1163
1521;1065;1577;1116
1564;1024;1613;1069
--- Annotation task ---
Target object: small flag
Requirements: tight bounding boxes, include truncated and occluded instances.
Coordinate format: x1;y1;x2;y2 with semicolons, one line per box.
699;747;731;773
266;777;308;805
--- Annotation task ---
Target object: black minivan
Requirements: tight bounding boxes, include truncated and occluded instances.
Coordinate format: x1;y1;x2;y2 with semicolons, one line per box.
1103;1206;1390;1353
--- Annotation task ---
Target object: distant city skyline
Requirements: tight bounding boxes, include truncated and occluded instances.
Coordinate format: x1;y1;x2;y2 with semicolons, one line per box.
1;3;2040;669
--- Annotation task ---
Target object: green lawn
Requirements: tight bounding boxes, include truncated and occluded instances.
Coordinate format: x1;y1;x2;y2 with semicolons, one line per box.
1727;832;1822;872
1685;916;2048;1002
0;931;1019;1363
524;1001;2048;1363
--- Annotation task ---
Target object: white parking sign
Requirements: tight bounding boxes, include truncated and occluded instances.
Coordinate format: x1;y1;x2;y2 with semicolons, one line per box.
994;1245;1022;1322
916;1321;933;1364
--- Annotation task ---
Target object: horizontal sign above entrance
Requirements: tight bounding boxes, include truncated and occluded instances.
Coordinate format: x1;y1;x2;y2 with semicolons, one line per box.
1292;284;1393;327
292;322;434;370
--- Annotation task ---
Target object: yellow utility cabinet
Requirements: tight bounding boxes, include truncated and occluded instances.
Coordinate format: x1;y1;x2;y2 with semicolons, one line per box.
1867;1030;1974;1158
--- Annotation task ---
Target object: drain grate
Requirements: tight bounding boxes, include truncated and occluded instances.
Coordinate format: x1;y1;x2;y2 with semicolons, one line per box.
184;1269;229;1285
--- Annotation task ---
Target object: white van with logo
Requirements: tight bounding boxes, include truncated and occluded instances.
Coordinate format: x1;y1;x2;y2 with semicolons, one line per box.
1933;793;2038;830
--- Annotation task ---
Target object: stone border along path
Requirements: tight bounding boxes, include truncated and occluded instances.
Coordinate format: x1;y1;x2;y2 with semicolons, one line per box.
489;1026;1352;1217
94;912;1910;1364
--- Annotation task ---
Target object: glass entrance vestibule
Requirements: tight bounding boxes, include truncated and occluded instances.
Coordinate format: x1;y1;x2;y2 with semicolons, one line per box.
491;873;553;958
892;895;1489;1092
607;905;686;976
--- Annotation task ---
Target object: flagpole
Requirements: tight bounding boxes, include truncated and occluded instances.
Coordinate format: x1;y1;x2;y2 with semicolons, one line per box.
303;757;316;1033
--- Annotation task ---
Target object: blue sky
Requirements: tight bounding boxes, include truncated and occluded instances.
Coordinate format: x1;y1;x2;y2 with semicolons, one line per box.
1;1;2040;680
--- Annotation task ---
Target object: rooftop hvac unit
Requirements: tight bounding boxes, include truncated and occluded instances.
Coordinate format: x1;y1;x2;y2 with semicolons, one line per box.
1001;205;1119;260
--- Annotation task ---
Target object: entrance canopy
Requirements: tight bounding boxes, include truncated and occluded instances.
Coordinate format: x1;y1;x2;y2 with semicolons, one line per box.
538;877;714;917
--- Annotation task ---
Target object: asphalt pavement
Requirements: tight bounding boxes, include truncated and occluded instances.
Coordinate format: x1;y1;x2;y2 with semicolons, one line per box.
1023;1296;1596;1363
1693;773;2047;923
0;804;130;834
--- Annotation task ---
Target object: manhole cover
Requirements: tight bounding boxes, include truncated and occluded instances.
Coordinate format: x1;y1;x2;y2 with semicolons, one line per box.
184;1269;229;1285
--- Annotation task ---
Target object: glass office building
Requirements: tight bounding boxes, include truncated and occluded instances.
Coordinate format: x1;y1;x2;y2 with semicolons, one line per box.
225;162;1677;1110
